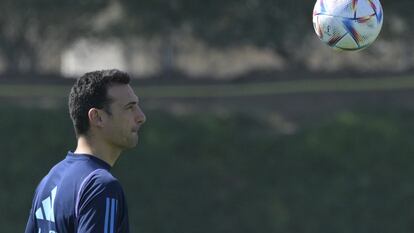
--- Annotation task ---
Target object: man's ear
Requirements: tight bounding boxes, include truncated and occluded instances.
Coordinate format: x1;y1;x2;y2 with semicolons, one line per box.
88;108;104;128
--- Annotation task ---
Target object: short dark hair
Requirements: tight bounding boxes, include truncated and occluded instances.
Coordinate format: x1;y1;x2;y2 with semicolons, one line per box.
68;69;131;136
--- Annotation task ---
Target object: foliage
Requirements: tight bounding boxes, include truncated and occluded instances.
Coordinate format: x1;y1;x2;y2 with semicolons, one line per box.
1;0;414;74
0;0;109;74
2;106;414;232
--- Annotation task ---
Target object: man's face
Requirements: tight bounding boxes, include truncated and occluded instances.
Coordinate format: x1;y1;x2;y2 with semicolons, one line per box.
100;84;146;149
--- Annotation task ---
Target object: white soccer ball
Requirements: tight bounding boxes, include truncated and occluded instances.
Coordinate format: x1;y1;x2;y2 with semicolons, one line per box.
312;0;383;51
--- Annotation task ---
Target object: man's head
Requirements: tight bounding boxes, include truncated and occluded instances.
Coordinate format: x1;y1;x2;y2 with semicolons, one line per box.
69;69;146;149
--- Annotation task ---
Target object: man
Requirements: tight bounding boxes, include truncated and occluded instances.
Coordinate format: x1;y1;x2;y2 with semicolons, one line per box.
25;69;146;233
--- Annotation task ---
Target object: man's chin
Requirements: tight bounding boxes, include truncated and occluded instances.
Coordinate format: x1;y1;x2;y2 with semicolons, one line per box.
127;136;139;148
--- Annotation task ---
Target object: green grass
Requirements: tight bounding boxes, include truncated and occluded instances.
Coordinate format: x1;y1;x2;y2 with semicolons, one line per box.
5;107;414;233
0;85;70;98
1;75;414;98
137;75;414;97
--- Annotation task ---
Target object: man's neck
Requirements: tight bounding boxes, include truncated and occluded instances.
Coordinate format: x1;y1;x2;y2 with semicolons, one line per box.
74;135;121;167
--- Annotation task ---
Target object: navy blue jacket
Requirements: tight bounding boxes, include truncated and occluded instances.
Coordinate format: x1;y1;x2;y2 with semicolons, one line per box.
25;152;129;233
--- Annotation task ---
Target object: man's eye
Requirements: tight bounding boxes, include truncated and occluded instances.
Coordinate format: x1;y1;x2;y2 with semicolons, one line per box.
128;105;137;110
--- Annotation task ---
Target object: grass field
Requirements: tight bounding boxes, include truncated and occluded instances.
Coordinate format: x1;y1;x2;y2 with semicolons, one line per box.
0;76;414;98
4;76;414;233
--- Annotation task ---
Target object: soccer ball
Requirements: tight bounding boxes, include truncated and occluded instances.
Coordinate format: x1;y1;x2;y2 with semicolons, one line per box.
312;0;383;51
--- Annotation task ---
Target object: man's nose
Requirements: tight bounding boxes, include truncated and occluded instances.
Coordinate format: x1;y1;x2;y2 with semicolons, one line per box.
136;108;146;125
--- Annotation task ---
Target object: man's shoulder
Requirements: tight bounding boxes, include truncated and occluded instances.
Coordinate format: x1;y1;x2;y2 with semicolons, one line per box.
79;168;123;195
75;169;126;221
75;169;123;211
52;155;117;187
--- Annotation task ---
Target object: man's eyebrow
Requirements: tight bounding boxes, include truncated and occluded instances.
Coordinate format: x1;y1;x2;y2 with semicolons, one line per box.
124;101;138;107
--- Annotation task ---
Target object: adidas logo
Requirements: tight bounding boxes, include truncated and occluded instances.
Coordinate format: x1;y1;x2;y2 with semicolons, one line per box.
35;186;57;222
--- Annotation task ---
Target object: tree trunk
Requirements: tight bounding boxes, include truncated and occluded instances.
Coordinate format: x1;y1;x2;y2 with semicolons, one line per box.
3;38;38;76
160;35;175;79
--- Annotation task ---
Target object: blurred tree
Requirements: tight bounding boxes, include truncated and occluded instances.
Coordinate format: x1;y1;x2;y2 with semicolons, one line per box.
0;0;413;76
119;0;316;70
380;0;414;39
0;0;108;75
117;0;193;77
118;0;414;72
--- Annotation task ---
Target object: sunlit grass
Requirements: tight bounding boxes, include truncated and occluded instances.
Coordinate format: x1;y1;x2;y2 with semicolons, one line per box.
0;75;413;98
